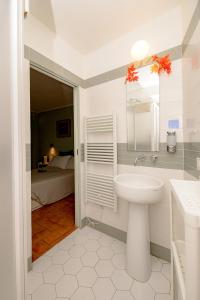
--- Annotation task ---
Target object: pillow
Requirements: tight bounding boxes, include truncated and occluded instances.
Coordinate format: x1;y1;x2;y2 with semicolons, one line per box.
66;156;74;169
48;155;71;169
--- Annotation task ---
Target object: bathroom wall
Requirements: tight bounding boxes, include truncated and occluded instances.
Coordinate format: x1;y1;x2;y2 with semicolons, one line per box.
84;7;183;78
182;4;200;179
81;58;184;249
24;1;199;252
24;14;85;78
25;6;184;80
79;1;200;251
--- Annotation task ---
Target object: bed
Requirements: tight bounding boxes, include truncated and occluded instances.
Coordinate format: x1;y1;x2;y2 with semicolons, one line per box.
31;166;74;211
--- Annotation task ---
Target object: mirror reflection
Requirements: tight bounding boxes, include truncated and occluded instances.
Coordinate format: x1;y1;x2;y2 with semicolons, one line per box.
126;65;159;151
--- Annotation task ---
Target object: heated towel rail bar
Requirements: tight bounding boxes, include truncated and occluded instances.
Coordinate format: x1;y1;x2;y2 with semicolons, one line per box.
84;114;117;212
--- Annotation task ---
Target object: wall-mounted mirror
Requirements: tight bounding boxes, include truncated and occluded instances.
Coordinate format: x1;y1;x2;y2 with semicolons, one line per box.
126;65;159;151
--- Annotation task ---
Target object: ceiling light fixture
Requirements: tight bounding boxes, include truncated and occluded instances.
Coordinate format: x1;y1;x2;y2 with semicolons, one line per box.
131;40;150;61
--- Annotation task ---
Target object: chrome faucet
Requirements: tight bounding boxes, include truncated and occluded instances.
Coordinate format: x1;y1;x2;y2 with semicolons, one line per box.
134;154;145;166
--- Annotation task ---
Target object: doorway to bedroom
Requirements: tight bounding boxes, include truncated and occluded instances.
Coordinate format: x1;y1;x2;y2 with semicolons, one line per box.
30;68;76;261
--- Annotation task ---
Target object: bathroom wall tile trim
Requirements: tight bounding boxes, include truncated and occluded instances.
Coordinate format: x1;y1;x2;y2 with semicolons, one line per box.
184;142;200;179
24;1;200;89
81;143;184;170
83;45;182;88
182;0;200;53
24;44;182;89
25;2;200;177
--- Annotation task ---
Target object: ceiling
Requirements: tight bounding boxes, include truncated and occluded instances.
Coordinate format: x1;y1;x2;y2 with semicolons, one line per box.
29;0;182;54
30;69;73;113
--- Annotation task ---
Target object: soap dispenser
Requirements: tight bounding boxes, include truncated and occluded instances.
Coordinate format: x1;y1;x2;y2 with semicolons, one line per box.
167;131;176;153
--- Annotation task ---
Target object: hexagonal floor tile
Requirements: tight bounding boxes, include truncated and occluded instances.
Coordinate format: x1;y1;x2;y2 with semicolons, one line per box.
58;237;74;250
27;271;43;294
95;260;115;277
71;287;95;300
148;272;170;294
68;245;85;258
43;264;63;284
99;235;114;246
77;227;90;236
77;267;97;287
151;256;162;272
112;254;126;269
111;270;133;290
155;294;171;300
111;240;126;254
88;228;102;240
162;263;171;281
81;251;99;267
33;256;52;273
56;275;78;298
52;249;70;265
32;284;56;300
85;239;100;251
74;234;88;245
93;278;115;300
97;246;114;259
113;291;135;300
64;257;82;275
131;281;155;300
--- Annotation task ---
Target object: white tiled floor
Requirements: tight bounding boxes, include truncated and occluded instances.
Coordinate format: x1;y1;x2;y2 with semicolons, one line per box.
27;226;171;300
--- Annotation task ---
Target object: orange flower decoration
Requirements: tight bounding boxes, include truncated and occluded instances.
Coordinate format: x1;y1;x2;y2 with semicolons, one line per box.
125;64;139;83
151;54;172;74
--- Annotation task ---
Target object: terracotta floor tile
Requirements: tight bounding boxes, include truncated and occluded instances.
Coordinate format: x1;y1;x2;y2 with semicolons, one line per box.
32;240;51;256
32;194;76;261
32;222;45;235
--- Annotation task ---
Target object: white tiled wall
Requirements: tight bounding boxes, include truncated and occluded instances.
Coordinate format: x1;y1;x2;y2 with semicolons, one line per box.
80;60;184;249
83;59;183;144
160;59;183;143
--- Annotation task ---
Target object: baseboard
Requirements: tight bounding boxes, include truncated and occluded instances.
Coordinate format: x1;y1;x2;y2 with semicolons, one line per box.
81;217;170;262
150;242;170;262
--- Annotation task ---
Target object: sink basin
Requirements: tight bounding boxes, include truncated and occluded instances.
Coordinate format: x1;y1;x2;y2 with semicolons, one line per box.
114;173;163;204
114;173;164;282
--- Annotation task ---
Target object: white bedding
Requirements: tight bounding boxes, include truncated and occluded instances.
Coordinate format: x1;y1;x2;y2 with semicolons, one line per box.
31;166;74;211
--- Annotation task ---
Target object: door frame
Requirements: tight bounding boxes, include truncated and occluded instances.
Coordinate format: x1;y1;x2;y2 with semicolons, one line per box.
23;59;82;286
29;61;81;226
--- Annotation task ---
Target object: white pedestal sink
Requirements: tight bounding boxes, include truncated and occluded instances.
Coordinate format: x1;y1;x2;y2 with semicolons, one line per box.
114;173;163;282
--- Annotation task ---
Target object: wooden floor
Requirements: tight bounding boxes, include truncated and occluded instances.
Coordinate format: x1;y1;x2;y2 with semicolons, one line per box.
32;194;76;261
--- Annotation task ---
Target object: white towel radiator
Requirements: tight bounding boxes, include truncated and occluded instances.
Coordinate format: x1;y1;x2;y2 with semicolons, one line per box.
84;114;117;212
